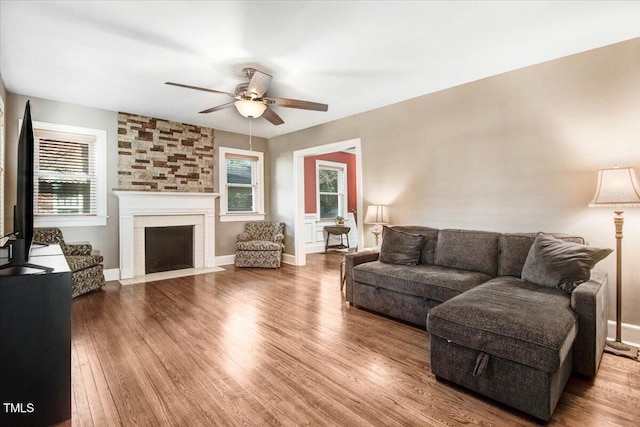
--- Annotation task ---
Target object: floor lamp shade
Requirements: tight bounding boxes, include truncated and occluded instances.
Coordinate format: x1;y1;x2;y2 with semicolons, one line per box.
589;166;640;359
589;167;640;207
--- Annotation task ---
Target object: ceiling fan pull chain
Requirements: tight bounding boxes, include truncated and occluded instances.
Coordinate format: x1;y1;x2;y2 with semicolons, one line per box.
249;118;253;152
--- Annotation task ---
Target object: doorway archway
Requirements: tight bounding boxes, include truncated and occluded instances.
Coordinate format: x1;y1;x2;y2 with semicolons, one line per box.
292;138;363;265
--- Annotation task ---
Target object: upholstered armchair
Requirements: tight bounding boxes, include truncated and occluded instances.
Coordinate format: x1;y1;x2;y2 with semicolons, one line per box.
33;228;105;298
235;222;285;268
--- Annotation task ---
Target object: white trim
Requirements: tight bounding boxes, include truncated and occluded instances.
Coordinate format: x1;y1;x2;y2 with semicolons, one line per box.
219;146;265;221
282;253;296;265
28;120;108;228
315;159;348;221
103;268;120;281
35;215;108;228
305;243;326;254
220;213;265;223
607;320;640;347
215;254;236;266
114;191;219;280
293;139;363;266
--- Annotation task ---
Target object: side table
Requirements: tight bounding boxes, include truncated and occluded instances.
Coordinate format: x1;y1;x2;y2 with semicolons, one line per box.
324;225;350;252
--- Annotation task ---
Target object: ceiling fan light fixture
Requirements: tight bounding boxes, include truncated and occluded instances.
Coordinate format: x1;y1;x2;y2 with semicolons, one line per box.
234;99;267;118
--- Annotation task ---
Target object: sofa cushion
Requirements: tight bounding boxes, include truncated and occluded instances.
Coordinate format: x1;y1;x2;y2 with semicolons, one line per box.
498;233;585;277
391;226;439;264
521;233;612;293
236;240;282;251
379;226;425;266
65;255;104;272
426;276;578;373
434;229;500;276
353;261;491;302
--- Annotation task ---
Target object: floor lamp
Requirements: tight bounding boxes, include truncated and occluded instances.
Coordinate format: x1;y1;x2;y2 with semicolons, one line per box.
364;204;389;247
589;166;640;360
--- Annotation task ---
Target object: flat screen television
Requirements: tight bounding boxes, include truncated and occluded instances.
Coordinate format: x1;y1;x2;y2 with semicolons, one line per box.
0;100;51;272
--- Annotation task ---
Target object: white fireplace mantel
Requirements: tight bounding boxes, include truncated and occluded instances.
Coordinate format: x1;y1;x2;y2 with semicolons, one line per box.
114;191;219;280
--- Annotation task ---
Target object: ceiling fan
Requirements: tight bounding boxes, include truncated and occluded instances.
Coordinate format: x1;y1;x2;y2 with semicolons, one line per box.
165;68;328;126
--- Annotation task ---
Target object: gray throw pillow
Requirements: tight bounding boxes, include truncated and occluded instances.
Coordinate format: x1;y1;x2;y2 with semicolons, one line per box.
521;233;612;293
379;226;425;266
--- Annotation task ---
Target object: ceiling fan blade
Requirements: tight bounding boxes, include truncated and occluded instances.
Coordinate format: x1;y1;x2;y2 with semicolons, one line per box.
264;96;328;112
165;82;236;98
247;70;272;98
262;107;284;125
199;102;235;114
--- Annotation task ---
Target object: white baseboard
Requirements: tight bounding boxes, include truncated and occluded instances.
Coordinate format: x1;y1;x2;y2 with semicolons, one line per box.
305;244;325;254
215;254;235;266
607;320;640;347
104;268;120;281
282;253;296;265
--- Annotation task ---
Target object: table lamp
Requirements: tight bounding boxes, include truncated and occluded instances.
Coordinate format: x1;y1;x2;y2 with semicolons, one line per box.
364;204;389;246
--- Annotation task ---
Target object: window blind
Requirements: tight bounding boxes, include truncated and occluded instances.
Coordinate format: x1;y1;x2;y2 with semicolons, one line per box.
34;135;97;216
225;153;262;213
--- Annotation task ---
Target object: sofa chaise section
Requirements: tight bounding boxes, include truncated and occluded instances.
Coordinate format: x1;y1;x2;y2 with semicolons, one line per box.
427;277;578;421
344;226;610;421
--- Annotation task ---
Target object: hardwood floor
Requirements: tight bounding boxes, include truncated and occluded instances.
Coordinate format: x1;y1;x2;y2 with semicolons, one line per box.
65;253;639;426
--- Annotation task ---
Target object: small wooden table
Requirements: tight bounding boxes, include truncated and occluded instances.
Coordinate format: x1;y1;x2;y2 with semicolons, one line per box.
324;225;350;252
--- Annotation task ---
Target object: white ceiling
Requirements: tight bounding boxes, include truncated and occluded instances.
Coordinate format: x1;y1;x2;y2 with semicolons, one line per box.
2;1;640;139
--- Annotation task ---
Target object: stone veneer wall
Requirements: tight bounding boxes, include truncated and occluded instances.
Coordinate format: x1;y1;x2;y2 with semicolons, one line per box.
117;112;214;192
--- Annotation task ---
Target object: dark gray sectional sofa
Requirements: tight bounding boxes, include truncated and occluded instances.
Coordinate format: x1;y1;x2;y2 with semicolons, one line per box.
344;226;610;421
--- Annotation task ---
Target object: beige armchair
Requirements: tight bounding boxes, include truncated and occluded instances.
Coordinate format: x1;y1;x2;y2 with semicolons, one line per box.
235;222;285;268
33;228;105;298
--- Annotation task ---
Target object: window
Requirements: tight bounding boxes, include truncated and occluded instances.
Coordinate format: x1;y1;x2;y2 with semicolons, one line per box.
29;121;107;227
316;160;347;221
219;147;265;222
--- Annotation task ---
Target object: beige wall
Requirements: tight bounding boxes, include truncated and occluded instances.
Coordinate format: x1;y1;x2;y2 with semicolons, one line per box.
3;94;268;268
269;38;640;326
4;93;120;268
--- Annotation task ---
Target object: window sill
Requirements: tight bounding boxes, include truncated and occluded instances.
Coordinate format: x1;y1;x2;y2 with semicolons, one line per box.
220;213;266;223
35;215;108;228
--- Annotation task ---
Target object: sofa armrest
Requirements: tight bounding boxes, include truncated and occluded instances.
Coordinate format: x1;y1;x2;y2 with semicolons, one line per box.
236;232;252;242
571;271;608;378
273;233;284;244
65;242;93;256
344;250;380;302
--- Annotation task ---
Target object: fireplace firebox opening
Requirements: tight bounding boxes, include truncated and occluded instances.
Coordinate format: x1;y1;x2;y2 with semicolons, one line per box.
145;225;194;274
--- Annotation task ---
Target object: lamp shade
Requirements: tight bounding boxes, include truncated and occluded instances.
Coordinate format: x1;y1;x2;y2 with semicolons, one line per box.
589;167;640;208
364;204;389;224
234;99;267;118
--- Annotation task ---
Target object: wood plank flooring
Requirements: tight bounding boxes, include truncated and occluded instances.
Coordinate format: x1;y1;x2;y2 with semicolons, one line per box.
63;253;640;426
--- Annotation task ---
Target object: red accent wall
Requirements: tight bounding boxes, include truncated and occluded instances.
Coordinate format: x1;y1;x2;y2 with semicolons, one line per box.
304;152;357;214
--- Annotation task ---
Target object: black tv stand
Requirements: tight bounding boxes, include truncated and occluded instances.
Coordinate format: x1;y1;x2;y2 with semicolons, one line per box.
0;262;55;274
0;239;53;273
0;244;71;425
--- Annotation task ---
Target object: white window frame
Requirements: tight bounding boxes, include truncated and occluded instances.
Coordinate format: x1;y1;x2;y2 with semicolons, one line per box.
26;120;107;227
219;146;265;222
316;160;347;222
